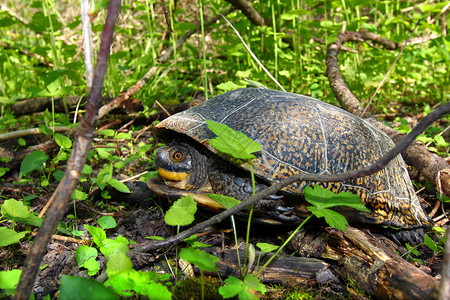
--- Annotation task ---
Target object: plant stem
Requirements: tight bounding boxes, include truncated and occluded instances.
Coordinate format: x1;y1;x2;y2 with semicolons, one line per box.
256;215;312;276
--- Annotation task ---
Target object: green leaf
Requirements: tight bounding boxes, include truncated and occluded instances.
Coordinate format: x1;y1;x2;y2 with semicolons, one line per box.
83;257;100;276
216;81;245;91
107;178;131;193
206;120;262;160
0;269;21;294
72;189;88;201
55;133;72;149
106;251;133;277
85;225;107;247
179;247;219;272
164;195;197;226
59;276;118;300
75;245;98;267
424;234;439;252
219;274;265;299
19;150;49;178
207;194;240;209
1;199;30;220
304;185;370;212
100;239;129;258
0;227;28;247
243;273;266;293
96;164;113;189
99;129;115;137
98;216;117;229
96;148;113;160
183;235;212;248
105;270;171;299
307;206;348;231
256;242;279;253
219;276;243;298
0;167;9;178
115;132;132;140
405;243;420;256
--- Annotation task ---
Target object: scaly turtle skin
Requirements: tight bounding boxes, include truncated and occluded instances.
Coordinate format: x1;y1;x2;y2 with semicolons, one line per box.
148;88;432;230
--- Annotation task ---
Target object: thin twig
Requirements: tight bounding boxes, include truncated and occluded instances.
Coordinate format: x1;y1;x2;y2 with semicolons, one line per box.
360;20;421;118
221;15;286;92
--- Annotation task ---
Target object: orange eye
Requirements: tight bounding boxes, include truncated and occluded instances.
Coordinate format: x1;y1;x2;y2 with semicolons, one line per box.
172;151;183;161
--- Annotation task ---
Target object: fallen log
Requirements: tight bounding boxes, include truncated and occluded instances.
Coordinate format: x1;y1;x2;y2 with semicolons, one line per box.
291;226;439;299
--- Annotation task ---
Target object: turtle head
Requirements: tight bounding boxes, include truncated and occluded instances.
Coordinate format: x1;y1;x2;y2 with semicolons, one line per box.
155;141;210;191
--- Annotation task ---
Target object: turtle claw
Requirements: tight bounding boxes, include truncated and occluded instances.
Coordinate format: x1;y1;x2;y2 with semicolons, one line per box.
276;205;294;213
385;228;425;246
268;194;284;200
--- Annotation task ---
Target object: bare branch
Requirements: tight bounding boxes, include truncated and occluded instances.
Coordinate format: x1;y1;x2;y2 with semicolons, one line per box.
14;1;122;299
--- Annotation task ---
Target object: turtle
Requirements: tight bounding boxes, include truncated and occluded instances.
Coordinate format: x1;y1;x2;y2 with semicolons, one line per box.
147;88;432;239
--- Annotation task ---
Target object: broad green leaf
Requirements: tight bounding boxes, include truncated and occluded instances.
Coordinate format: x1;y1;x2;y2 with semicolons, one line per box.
98;216;117;229
219;274;265;299
59;276;118;300
1;199;30;220
115;132;132;140
405;243;420;256
72;189;88;201
0;167;9;177
216;81;245;91
256;242;279;253
83;258;100;276
207;194;240;209
75;245;98;267
0;269;21;294
164;195;197;226
140;282;172;299
424;234;440;253
106;251;133;276
107;179;131;193
0;227;28;247
96;164;113;189
243;273;266;293
19;150;49;178
99;129;115;137
219;276;243;298
206;120;262;160
105;270;171;299
100;239;129;258
96;148;113;160
55;133;72;149
434;135;449;147
179;247;219;272
85;225;107;247
304;185;370;212
307;206;348;231
183;235;212;248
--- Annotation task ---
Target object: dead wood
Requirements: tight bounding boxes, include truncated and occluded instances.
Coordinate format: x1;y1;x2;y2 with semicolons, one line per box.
290;226;440;299
204;246;338;287
325;30;450;198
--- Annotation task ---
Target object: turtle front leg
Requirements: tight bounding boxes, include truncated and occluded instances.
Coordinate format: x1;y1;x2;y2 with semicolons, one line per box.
208;169;298;223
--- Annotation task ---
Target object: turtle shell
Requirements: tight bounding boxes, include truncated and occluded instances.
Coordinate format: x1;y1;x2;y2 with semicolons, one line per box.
153;88;431;229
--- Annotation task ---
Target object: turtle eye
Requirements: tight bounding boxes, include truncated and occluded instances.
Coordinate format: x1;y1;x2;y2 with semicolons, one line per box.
172;151;184;161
